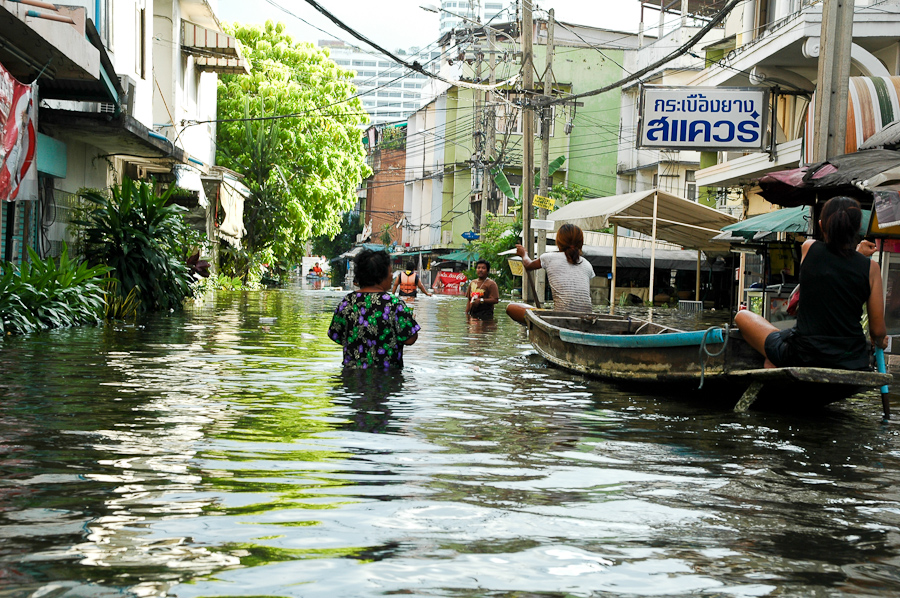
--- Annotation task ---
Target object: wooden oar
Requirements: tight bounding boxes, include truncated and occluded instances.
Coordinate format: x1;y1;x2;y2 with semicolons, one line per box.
876;347;891;422
525;269;542;309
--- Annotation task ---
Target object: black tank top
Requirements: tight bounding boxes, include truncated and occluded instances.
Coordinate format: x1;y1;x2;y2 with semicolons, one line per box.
797;241;870;338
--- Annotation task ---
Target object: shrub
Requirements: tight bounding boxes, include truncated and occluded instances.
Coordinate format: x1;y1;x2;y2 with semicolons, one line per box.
78;178;193;312
0;245;110;335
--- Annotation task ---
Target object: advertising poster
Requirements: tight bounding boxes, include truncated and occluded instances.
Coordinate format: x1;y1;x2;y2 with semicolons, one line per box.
0;61;38;202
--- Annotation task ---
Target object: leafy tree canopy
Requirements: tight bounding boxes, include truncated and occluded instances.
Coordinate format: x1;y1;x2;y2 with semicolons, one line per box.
217;21;372;271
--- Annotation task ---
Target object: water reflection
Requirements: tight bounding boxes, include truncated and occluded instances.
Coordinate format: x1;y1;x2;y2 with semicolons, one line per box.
2;292;900;597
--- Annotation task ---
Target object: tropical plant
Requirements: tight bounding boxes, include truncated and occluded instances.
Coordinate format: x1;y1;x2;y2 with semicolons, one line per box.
379;223;393;246
0;245;110;335
77;178;193;312
311;211;362;283
102;275;140;320
192;273;248;295
217;21;372;273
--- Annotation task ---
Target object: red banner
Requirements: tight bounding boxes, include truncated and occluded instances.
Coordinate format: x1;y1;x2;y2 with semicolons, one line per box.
439;272;467;287
0;62;37;202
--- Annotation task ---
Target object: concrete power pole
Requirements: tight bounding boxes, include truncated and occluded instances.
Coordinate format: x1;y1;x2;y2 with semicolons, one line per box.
479;30;496;234
813;0;854;163
535;9;555;300
521;0;535;302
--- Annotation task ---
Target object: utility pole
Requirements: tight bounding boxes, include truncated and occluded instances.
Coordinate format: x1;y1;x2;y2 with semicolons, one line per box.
521;0;534;303
479;29;496;234
813;0;853;163
535;9;555;300
474;35;484;232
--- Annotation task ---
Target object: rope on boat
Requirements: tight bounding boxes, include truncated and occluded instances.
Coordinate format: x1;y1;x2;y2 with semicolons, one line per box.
698;325;729;390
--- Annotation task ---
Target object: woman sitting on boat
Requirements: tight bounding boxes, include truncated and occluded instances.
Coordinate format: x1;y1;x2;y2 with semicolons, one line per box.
734;196;887;370
515;223;595;313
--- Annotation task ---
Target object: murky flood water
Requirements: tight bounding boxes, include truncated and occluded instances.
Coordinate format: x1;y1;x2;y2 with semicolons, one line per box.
3;288;900;597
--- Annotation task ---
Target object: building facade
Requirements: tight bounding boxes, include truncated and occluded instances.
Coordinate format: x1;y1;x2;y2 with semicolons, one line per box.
0;0;250;265
319;40;440;126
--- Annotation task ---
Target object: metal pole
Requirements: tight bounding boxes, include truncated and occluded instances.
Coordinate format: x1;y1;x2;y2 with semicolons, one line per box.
649;191;659;306
521;0;534;302
610;223;618;312
695;249;701;300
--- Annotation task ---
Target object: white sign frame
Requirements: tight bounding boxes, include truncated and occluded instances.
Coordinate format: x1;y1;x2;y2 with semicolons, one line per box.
638;86;769;152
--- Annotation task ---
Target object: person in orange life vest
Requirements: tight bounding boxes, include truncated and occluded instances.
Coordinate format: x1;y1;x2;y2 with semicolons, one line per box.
312;262;323;275
391;260;432;297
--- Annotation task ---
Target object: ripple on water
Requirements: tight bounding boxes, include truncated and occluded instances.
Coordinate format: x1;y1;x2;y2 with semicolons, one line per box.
1;291;900;597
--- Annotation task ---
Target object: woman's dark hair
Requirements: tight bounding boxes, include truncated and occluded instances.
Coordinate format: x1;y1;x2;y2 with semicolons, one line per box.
555;223;584;264
354;249;391;287
405;260;417;271
820;196;862;256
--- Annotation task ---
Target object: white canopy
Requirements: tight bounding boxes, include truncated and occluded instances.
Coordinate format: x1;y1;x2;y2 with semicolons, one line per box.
547;189;738;252
546;189;738;305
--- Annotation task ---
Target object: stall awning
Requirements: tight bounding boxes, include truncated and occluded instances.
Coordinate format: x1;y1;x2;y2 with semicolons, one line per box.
441;250;479;262
547;189;738;251
804;76;900;165
721;206;811;240
715;207;871;242
181;22;251;75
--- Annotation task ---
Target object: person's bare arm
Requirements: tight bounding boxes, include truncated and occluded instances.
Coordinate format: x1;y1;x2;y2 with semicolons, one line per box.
403;332;419;345
417;278;432;295
868;260;888;349
515;244;542;271
391;277;400;294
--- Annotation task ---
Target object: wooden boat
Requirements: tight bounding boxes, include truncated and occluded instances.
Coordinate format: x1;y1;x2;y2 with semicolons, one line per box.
523;309;893;411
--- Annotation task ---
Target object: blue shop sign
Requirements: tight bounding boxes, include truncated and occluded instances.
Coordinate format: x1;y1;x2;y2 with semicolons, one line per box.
639;86;769;152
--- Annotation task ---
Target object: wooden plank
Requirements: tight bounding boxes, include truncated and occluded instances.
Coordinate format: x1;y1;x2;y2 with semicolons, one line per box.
728;367;892;387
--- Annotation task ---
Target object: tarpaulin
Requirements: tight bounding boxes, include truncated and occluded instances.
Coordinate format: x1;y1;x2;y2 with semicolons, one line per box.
0;61;37;201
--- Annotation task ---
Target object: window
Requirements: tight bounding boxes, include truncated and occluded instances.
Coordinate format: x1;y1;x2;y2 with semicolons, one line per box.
335;60;350;65
378;61;393;67
403;82;421;89
496;97;523;134
652;173;659;187
352;60;377;67
135;3;145;78
686;184;697;201
685;170;696;200
500;186;520;215
403;92;420;99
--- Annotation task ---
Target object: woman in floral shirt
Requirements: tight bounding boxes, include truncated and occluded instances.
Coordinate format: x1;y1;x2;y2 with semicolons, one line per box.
329;249;420;369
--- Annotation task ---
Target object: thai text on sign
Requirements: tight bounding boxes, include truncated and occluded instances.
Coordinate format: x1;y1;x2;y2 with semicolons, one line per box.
639;86;768;151
533;195;555;210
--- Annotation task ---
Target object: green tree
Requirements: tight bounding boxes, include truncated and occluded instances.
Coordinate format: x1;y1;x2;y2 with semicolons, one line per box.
217;21;371;274
311;212;363;283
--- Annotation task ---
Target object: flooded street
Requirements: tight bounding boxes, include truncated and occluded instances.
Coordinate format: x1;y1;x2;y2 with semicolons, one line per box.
3;288;900;597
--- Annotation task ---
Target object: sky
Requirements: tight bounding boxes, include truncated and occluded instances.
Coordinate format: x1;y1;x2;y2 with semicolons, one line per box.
217;0;644;53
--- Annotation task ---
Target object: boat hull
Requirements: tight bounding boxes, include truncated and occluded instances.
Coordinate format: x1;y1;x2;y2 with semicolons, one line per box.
524;310;892;408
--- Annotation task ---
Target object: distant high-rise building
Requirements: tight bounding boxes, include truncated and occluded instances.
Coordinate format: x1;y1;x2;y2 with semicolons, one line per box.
319;40;441;125
438;1;514;35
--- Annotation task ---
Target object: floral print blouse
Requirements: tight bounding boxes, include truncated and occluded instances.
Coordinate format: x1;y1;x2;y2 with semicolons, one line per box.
328;291;420;370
